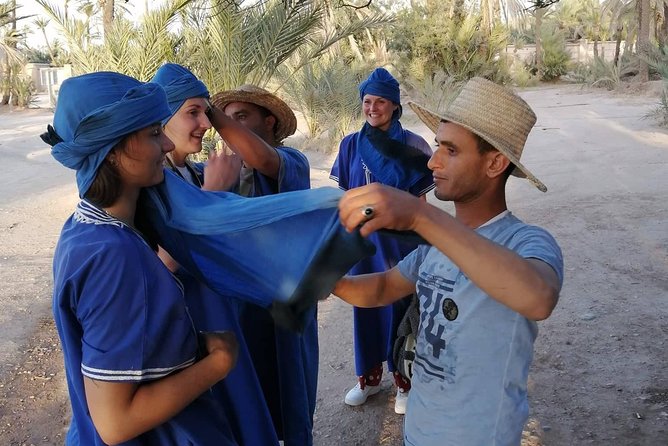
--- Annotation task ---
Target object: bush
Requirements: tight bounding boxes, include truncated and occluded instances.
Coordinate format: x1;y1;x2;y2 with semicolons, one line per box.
387;5;510;83
12;75;36;108
539;28;570;81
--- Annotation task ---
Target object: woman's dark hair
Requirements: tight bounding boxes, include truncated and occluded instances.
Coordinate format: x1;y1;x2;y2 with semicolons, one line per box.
84;136;129;207
475;134;515;180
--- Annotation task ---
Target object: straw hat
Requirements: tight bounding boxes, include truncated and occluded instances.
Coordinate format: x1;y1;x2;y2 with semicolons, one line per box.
211;85;297;142
408;77;546;192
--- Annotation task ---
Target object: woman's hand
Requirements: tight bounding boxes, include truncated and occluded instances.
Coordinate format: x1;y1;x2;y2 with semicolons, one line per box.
201;331;239;377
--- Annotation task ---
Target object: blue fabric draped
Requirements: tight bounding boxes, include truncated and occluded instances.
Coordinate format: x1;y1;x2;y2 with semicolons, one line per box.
50;72;171;197
150;63;209;123
139;170;376;331
356;120;431;190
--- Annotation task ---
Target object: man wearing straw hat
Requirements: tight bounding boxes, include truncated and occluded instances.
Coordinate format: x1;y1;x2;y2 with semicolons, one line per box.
207;86;316;446
332;77;564;445
209;84;309;196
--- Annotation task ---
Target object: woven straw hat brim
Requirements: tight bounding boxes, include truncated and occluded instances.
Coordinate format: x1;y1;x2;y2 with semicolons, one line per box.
211;86;297;142
407;99;547;193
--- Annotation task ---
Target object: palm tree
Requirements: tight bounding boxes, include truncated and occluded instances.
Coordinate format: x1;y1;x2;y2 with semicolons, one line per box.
33;17;56;63
603;0;668;69
37;0;191;78
181;0;390;93
526;1;561;77
637;0;651;81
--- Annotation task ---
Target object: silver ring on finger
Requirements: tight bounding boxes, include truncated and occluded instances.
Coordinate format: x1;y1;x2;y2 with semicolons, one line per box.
361;205;374;220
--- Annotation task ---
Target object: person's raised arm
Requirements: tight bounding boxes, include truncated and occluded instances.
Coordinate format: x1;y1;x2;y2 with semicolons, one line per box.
84;331;238;445
206;104;280;179
338;184;560;321
333;267;416;308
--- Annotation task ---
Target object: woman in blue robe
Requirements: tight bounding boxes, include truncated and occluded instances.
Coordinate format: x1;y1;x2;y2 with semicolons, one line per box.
151;64;315;446
46;71;239;445
330;67;435;415
150;63;281;445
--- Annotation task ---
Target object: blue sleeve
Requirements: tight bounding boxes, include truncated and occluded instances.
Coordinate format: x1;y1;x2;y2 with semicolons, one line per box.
251;146;310;195
76;239;196;382
330;134;354;190
508;225;564;288
405;131;435;197
397;245;430;283
275;146;310;192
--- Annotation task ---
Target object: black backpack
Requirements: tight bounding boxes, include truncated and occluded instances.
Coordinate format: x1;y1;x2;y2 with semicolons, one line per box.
392;294;420;379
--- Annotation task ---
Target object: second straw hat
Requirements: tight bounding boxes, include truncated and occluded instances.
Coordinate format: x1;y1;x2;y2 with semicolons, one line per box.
212;85;297;142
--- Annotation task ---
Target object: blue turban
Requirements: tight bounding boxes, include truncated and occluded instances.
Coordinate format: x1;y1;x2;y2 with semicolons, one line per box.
49;72;171;197
359;67;401;107
150;63;209;124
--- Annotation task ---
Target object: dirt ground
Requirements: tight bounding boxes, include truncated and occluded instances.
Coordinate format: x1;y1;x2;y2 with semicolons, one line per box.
0;82;667;446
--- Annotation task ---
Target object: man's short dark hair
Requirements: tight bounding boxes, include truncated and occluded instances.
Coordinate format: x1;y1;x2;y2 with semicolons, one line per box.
474;133;515;180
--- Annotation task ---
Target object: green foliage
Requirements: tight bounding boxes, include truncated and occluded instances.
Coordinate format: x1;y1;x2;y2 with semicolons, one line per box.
509;59;540;87
278;50;368;151
387;5;510;83
12;73;36;108
539;26;570;80
403;70;463;113
569;57;620;89
36;0;189;79
644;43;668;125
0;62;36;108
23;46;51;63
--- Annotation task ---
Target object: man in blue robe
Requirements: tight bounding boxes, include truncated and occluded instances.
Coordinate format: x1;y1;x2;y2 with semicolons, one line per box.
207;85;315;446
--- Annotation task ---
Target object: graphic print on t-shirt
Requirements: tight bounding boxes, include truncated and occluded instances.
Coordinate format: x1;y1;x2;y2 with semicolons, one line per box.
413;272;458;384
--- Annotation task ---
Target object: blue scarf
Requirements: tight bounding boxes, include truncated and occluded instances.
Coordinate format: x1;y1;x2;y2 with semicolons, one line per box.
139;171;376;331
48;72;171;197
356;120;431;190
150;63;209;124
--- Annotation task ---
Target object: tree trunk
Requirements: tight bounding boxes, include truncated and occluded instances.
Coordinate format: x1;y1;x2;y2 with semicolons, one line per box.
41;29;57;65
535;7;544;78
2;0;17;105
661;4;668;43
637;0;651;82
481;0;493;36
614;24;623;67
102;0;115;38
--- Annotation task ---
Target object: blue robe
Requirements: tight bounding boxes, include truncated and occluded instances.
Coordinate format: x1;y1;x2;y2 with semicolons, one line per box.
330;129;434;376
53;201;237;445
235;146;317;445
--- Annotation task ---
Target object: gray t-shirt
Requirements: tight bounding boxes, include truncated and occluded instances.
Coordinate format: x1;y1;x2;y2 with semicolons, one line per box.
398;212;563;446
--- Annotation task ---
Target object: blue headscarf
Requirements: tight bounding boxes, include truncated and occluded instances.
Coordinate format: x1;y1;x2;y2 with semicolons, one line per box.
358;67;402;120
150;63;209;124
48;72;171;197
